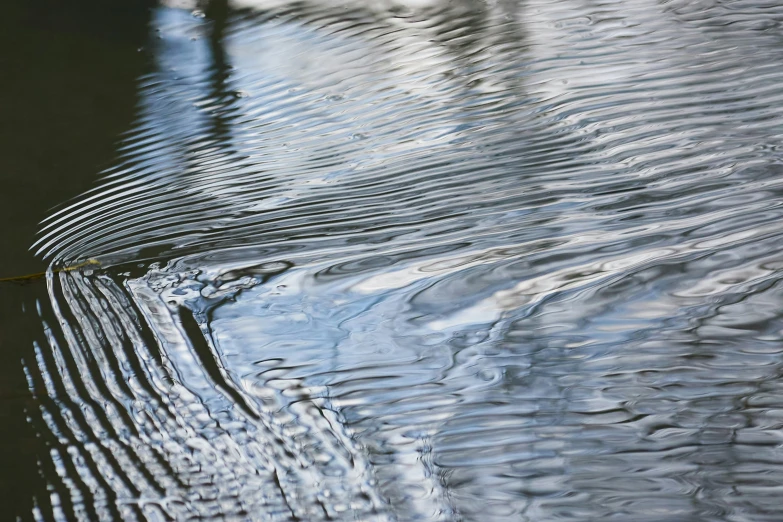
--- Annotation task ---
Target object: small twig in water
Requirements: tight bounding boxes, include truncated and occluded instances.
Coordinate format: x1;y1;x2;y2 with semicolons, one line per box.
0;259;101;284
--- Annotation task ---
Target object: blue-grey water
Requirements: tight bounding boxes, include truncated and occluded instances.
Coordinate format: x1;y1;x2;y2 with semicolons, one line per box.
13;0;783;520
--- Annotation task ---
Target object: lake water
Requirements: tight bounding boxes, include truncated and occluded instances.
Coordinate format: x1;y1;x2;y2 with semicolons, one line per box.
5;0;783;520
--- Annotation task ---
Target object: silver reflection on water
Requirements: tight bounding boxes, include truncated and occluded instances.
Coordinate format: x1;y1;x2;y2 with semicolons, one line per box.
29;1;783;520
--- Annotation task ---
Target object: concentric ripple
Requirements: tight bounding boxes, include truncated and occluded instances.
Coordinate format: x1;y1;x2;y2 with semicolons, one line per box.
27;1;783;520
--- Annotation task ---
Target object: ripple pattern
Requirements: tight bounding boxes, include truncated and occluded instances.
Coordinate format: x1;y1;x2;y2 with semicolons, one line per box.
28;1;783;520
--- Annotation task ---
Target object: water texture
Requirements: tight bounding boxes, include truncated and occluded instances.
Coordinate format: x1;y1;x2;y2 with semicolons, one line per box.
26;0;783;520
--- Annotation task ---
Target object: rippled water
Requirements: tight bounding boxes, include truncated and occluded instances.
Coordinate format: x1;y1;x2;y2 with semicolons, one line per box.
25;0;783;520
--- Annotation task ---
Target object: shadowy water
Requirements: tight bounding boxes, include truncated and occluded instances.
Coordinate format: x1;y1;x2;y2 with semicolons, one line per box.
0;0;152;517
8;0;783;520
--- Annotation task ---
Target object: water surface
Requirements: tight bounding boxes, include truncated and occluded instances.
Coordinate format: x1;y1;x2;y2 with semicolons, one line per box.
15;0;783;520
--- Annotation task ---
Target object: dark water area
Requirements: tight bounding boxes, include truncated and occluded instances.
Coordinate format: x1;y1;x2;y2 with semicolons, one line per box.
0;0;152;517
5;0;783;520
